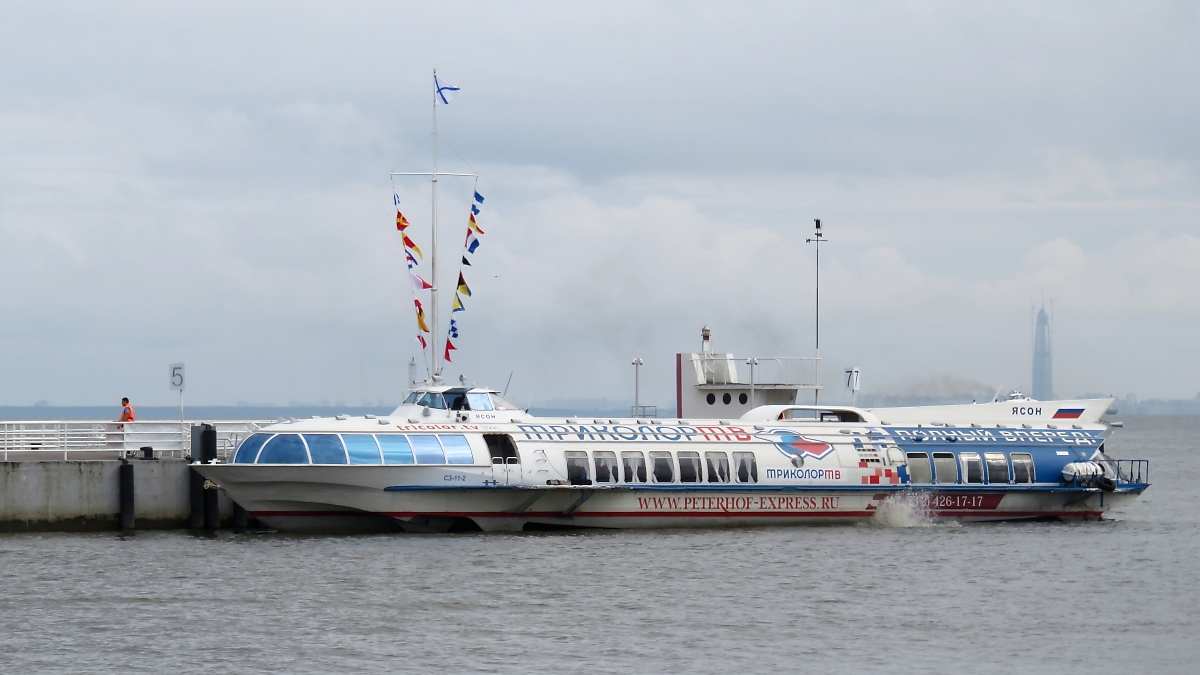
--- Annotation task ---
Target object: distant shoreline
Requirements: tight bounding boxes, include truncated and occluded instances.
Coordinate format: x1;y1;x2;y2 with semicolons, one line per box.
0;405;640;422
1;405;1194;422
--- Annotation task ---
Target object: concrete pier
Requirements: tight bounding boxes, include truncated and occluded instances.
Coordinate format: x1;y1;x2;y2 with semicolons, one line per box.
0;459;238;531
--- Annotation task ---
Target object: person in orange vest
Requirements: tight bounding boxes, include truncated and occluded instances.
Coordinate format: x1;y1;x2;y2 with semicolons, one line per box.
119;397;136;422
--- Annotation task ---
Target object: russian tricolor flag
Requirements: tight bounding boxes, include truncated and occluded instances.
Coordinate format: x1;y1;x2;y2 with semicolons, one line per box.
1053;408;1085;419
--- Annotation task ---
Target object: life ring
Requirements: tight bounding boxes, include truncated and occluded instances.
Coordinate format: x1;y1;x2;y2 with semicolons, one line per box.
1097;475;1117;492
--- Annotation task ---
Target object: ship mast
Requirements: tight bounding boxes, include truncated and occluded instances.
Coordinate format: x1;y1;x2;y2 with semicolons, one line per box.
431;68;440;379
389;69;477;383
806;219;826;404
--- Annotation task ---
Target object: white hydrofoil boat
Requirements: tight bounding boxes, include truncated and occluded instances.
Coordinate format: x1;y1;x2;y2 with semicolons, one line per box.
194;386;1148;532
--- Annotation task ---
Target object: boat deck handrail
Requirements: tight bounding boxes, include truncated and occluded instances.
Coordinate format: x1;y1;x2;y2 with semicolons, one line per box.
1114;459;1149;483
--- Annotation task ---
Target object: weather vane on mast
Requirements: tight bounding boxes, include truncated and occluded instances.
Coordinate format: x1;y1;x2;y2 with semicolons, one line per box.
805;219;826;404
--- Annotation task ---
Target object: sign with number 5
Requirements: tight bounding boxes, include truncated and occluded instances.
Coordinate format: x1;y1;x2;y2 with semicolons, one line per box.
170;363;185;391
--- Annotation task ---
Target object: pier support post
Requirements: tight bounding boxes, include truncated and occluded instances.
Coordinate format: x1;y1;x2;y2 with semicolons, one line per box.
118;460;135;530
200;424;219;529
189;425;205;528
188;424;219;529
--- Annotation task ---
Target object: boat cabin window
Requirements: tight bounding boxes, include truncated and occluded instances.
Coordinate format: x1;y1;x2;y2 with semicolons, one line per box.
932;452;957;484
678;451;702;483
440;435;475;464
733;451;758;484
484;434;519;462
233;433;273;464
594;451;619;483
343;434;383;464
706;452;731;483
622;451;647;483
984;452;1009;484
565;451;591;485
650;451;675;483
402;392;421;405
304;434;348;464
1011;452;1035;483
466;393;494;411
417;392;447;409
492;391;520;408
443;388;479;411
410;435;446;464
377;435;415;464
779;409;865;422
960;452;984;484
490;394;521;410
257;434;309;464
906;452;932;483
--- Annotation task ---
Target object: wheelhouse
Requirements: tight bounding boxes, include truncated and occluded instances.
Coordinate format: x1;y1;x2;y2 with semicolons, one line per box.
398;387;520;412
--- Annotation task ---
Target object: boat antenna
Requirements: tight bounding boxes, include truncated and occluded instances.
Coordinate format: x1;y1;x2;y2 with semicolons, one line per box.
503;372;514;397
805;218;827;404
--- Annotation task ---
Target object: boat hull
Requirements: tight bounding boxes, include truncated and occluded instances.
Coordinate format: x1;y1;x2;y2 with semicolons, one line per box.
194;464;1144;533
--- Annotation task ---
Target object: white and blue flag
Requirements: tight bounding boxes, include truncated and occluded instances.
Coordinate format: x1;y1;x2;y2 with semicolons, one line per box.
435;74;460;104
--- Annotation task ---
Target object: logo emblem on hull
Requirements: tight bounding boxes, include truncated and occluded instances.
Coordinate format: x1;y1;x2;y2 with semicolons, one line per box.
773;434;835;463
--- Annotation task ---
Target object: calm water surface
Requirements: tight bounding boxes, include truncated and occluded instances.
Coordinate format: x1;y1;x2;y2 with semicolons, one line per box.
1;416;1197;673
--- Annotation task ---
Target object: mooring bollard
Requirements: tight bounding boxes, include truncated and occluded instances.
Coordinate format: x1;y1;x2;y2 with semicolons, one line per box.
140;446;154;460
118;460;135;530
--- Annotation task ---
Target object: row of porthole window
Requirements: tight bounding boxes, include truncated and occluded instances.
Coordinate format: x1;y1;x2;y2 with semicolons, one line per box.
706;393;749;406
564;449;758;486
906;451;1036;484
232;433;475;465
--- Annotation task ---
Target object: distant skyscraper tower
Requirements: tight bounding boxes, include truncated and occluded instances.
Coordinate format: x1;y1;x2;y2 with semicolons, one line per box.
1032;305;1053;400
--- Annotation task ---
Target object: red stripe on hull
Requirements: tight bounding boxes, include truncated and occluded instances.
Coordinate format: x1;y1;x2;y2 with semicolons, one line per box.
252;509;1105;520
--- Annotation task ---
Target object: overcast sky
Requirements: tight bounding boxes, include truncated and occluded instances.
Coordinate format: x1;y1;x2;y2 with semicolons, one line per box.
2;1;1198;407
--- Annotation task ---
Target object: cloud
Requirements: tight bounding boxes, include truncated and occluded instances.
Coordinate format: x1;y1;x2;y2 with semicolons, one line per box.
2;2;1199;406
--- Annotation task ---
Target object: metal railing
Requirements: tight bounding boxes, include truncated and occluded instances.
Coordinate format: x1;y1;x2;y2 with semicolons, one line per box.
700;355;821;388
630;405;658;417
0;420;271;461
1115;459;1150;484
